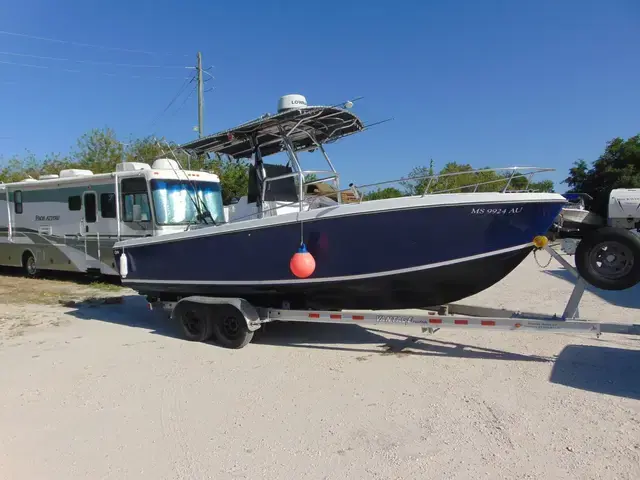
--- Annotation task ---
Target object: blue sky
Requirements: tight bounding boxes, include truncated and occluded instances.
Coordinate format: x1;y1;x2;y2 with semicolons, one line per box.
1;0;639;192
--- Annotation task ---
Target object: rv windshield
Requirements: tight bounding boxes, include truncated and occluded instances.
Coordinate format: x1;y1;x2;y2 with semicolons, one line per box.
150;179;225;225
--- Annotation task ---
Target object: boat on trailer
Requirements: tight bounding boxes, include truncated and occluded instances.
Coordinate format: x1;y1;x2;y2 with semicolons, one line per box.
113;94;568;310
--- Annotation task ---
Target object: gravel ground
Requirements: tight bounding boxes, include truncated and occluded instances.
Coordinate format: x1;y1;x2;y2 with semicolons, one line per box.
0;253;639;480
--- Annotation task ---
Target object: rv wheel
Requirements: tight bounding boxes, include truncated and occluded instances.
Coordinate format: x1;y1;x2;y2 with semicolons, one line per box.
22;252;37;278
575;227;640;291
178;304;214;342
210;305;254;349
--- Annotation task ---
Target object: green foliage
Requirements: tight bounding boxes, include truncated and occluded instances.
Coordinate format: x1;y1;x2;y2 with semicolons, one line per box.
530;179;555;192
400;159;434;195
208;154;250;205
402;162;517;194
125;136;168;164
363;187;404;200
72;128;124;173
508;176;554;192
563;134;640;216
40;153;75;176
563;159;589;190
399;161;556;196
304;173;318;183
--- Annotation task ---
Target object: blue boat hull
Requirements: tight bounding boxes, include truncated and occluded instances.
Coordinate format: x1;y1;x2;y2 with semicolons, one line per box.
115;199;564;310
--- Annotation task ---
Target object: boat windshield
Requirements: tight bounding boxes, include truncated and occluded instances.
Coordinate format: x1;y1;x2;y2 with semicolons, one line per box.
150;179;225;225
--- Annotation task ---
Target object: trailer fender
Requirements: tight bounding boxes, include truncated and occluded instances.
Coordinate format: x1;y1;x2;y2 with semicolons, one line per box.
169;296;262;332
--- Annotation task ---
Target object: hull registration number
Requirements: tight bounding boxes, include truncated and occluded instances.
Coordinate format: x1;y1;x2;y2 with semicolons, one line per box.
471;207;523;215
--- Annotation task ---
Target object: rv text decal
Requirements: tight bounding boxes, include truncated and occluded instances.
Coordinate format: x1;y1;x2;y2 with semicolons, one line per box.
35;215;60;221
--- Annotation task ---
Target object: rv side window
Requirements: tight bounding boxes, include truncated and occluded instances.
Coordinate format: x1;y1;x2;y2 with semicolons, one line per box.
120;178;151;223
14;190;23;214
122;194;151;222
68;196;82;211
100;193;116;218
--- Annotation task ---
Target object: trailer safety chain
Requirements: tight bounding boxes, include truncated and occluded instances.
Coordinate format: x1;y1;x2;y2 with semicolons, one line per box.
533;247;553;268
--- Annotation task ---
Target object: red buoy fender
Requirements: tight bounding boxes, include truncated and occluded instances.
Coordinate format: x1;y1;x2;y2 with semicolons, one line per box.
290;244;316;278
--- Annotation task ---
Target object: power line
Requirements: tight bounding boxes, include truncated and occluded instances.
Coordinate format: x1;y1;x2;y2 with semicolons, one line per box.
0;59;191;80
150;75;197;126
171;84;197;117
0;29;189;57
0;50;188;69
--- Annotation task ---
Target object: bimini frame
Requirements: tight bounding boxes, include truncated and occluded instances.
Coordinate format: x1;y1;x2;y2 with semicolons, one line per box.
179;103;365;216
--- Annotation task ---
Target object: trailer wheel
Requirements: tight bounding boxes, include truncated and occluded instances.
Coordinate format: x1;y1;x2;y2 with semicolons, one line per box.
178;304;214;342
575;227;640;291
210;305;254;349
22;251;37;278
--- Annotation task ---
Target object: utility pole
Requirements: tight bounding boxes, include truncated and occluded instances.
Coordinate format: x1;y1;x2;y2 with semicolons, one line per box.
197;52;204;138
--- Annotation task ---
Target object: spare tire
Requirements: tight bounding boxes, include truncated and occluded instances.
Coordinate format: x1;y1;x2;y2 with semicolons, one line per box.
574;227;640;290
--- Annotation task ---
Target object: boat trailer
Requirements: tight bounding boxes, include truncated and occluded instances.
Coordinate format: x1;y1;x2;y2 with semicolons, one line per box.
147;242;640;350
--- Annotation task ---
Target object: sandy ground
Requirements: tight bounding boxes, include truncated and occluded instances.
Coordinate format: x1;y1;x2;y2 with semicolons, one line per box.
0;253;639;480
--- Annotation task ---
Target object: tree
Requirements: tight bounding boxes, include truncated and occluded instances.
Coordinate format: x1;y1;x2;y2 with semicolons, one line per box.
401;161;517;195
72;128;124;173
509;176;555;192
563;159;589;191
304;173;318;184
0;155;32;183
125;136;167;164
563;134;640;216
208;154;250;205
0;150;70;182
398;160;556;196
39;153;74;176
400;159;435;195
362;187;404;201
529;179;555;192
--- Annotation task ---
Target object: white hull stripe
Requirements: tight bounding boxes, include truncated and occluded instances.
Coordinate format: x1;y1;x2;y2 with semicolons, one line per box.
122;242;533;286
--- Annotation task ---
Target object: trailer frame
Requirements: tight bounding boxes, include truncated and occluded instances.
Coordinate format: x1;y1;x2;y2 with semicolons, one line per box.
147;244;640;349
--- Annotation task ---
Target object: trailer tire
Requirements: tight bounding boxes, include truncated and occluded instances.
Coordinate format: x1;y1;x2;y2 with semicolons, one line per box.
22;251;37;278
575;227;640;291
210;305;254;349
178;304;215;342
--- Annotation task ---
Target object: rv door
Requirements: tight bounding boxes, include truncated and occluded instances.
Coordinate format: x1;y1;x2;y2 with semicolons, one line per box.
82;191;101;271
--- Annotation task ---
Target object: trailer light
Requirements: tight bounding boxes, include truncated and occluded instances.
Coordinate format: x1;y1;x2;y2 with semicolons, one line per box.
532;235;548;249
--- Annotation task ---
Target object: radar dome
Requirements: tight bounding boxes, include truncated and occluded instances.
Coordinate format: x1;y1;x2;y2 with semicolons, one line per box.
278;94;308;113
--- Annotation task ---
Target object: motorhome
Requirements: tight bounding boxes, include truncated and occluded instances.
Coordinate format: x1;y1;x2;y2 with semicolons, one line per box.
0;158;224;277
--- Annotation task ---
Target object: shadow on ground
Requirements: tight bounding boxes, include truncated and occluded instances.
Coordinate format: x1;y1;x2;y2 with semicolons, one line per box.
550;344;640;400
543;269;640;309
254;321;552;362
64;295;181;338
62;296;551;363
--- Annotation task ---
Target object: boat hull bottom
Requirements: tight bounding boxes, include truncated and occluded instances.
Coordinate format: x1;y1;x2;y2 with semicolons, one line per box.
131;247;533;311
